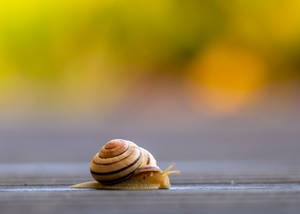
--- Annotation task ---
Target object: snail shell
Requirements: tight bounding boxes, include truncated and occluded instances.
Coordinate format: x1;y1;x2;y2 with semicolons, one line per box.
71;139;180;190
90;139;161;184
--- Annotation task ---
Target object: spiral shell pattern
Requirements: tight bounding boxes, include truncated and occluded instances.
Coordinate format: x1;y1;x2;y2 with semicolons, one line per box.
90;139;161;184
136;148;161;174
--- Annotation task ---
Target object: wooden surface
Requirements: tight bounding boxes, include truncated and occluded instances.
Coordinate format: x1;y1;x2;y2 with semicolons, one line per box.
1;161;300;214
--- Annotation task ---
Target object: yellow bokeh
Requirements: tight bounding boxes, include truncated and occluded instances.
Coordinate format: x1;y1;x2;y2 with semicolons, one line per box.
185;43;267;115
0;0;299;119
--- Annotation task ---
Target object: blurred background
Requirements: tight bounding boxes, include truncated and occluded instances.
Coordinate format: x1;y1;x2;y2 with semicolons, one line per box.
1;0;299;163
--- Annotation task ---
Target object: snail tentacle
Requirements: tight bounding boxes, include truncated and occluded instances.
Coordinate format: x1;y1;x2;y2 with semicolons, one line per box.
163;163;181;175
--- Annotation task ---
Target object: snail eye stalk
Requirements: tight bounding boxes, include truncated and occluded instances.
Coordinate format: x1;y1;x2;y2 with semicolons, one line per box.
163;163;181;175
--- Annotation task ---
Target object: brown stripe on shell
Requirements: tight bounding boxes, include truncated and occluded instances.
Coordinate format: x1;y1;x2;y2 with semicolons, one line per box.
94;169;137;185
92;147;134;166
91;141;138;166
135;166;162;175
139;147;158;168
138;166;160;170
99;139;129;158
91;151;142;175
90;144;144;183
104;140;122;149
146;153;150;165
91;154;143;183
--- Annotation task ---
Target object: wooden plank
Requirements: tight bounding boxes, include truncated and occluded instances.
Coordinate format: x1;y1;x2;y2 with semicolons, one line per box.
1;161;300;185
1;161;300;214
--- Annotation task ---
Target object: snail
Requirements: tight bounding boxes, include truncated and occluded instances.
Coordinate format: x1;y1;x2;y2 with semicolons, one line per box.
70;139;180;190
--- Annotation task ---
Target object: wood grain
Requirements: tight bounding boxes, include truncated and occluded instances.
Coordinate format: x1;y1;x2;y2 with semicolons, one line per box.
1;161;300;214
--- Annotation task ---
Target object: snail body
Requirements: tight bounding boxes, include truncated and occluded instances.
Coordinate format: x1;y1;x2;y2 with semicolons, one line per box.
70;139;180;190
